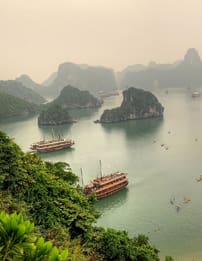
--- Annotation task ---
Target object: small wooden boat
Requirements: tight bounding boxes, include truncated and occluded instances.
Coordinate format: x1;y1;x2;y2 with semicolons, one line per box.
184;196;191;204
192;91;200;97
170;197;175;205
175;204;181;211
196;175;202;182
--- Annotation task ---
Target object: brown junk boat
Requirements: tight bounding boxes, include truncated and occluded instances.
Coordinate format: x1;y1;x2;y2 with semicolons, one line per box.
84;170;128;199
30;138;74;153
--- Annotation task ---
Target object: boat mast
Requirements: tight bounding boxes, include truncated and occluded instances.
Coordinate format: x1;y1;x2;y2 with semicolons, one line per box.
51;128;54;140
99;160;103;179
80;168;84;187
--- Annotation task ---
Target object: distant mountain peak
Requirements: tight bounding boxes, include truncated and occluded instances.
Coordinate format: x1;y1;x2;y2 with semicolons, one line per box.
184;48;201;64
16;74;37;83
16;74;40;89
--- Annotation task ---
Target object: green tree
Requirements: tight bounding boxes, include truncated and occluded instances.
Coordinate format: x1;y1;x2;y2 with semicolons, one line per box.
45;161;78;184
165;257;174;261
86;227;159;261
0;131;99;239
0;211;68;261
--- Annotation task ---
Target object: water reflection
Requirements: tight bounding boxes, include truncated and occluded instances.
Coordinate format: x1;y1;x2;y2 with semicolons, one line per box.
39;147;75;161
95;188;128;212
69;108;99;121
0;114;38;125
38;124;73;138
100;118;163;138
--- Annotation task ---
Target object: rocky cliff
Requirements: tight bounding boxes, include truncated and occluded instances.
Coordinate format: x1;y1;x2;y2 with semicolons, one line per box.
0;91;39;120
99;87;164;123
50;85;102;109
44;62;117;98
0;80;46;105
38;104;74;126
38;85;102;125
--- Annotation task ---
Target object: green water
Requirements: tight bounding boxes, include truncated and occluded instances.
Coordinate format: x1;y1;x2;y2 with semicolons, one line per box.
1;89;202;260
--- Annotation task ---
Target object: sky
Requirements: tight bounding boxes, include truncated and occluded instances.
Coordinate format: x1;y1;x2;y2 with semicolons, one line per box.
1;0;202;83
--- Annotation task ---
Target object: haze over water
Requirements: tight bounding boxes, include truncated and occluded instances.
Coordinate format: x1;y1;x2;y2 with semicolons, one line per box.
1;89;202;260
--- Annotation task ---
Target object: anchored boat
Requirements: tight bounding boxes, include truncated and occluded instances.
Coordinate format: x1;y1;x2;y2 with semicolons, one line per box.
84;161;128;199
192;91;200;97
30;138;74;153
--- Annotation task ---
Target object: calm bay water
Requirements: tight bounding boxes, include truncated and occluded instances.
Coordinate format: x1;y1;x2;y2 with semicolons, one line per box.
1;89;202;260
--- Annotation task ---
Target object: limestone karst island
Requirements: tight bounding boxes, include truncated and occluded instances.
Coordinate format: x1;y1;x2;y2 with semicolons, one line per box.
99;87;164;123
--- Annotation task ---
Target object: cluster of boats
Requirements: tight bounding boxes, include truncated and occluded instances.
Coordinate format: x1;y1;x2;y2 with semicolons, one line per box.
170;196;191;212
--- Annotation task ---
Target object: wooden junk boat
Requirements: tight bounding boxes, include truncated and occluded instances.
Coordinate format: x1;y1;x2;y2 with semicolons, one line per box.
30;138;74;153
83;162;128;199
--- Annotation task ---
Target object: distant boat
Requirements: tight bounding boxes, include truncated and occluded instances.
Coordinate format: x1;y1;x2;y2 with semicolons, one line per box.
196;175;202;182
175;204;181;211
170;197;175;205
84;161;128;199
184;196;191;204
99;91;119;99
192;91;200;97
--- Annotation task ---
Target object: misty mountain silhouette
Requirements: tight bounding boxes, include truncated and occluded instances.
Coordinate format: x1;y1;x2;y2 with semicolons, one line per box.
120;48;202;89
44;63;117;98
15;48;202;99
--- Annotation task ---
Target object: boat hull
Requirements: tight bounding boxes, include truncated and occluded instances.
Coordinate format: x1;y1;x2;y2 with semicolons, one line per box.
36;144;73;153
96;180;128;199
30;139;74;153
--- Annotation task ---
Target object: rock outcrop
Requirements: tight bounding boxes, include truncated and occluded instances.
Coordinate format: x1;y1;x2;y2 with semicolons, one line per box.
99;87;164;123
50;85;103;109
38;104;74;126
38;85;102;125
0;91;39;120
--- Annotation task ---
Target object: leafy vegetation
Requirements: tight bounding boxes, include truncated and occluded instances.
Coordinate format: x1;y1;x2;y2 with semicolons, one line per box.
0;131;98;237
86;228;159;261
0;211;68;261
0;131;172;260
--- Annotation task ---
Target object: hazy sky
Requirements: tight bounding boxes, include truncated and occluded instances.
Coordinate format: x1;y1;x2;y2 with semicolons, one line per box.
1;0;202;82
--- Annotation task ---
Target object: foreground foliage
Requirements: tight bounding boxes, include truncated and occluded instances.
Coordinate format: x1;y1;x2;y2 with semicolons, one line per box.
0;211;68;261
0;130;169;260
86;227;159;261
0;131;98;238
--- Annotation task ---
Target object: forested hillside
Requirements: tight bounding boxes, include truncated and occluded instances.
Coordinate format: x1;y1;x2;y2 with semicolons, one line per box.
0;131;171;260
0;80;46;104
0;91;39;120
